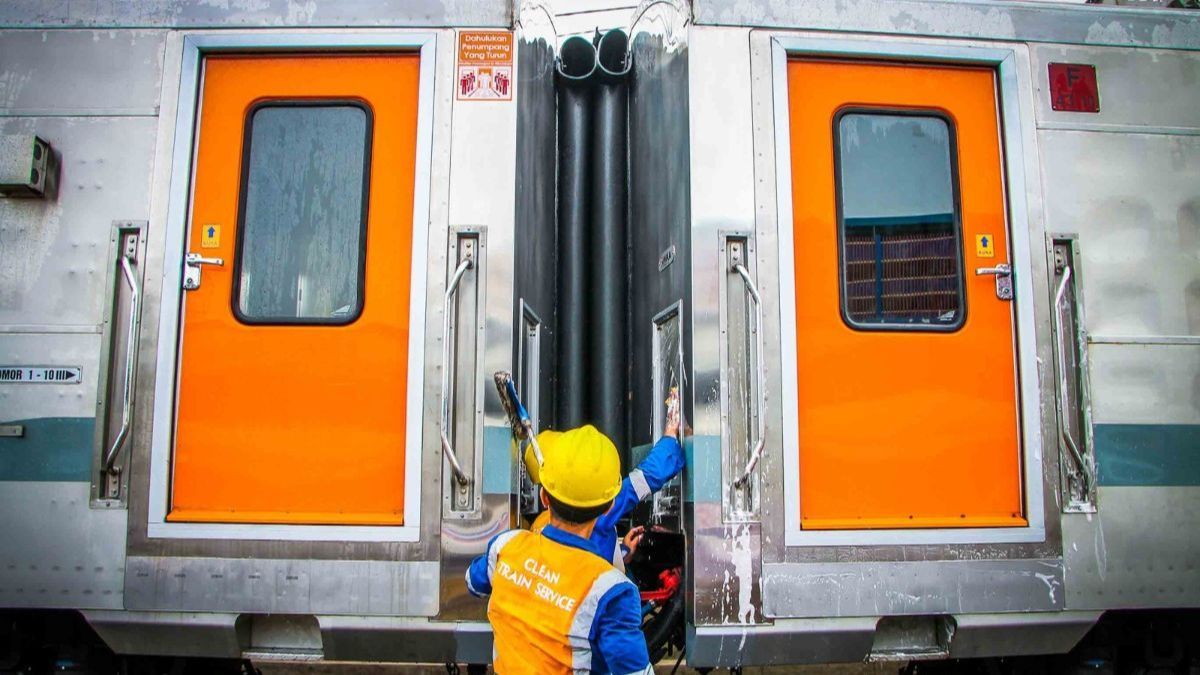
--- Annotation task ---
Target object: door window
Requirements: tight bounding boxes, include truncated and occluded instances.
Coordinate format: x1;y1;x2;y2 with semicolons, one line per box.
235;103;371;324
836;112;964;330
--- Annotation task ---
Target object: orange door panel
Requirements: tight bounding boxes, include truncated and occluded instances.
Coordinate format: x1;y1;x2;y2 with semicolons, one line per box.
787;59;1025;530
168;55;421;525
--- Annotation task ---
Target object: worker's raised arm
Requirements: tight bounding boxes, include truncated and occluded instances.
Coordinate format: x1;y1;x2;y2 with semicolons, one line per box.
589;576;654;675
599;420;687;531
465;530;522;598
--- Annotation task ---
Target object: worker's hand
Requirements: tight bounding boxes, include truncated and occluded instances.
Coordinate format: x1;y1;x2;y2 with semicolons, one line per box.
623;526;645;557
664;387;681;439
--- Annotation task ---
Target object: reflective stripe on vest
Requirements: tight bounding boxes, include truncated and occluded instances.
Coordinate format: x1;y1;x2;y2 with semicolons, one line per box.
567;568;629;671
487;530;632;674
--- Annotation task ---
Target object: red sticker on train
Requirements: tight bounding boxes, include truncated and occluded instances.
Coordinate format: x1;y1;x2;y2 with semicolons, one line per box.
1048;63;1099;113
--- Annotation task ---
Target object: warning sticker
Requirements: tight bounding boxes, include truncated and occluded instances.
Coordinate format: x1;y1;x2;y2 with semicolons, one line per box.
201;224;220;249
976;234;995;258
457;31;513;101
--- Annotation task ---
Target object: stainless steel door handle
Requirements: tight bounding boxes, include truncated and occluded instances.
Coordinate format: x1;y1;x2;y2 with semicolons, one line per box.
975;263;1012;277
183;252;225;290
975;263;1013;300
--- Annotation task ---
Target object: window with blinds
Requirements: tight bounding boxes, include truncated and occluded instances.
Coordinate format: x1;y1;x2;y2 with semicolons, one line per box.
835;111;965;330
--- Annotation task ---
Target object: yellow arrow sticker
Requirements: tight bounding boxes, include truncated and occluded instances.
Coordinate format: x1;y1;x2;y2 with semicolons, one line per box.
975;234;995;258
201;224;220;249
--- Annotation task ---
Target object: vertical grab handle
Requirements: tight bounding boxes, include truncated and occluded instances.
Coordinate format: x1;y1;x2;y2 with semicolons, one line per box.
732;261;767;489
102;253;142;476
1053;263;1094;496
1050;236;1096;512
440;255;475;487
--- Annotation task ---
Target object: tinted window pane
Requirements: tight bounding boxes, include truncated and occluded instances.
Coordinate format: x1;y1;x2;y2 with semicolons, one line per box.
837;113;963;328
236;104;369;323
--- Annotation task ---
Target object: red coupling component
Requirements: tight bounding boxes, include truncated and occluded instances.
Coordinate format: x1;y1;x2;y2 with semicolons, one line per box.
639;567;682;603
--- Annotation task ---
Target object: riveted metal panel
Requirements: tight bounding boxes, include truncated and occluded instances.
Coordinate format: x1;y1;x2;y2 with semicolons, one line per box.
124;556;439;616
0;481;126;609
0;117;158;328
1063;486;1200;609
692;0;1200;51
762;559;1065;618
0;1;511;29
0;30;165;116
1032;45;1200;131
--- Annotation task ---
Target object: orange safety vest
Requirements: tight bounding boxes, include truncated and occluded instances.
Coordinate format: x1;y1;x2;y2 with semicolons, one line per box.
486;529;631;673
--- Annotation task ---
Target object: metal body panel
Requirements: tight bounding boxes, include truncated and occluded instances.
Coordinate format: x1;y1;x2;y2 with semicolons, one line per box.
0;116;158;328
436;24;519;618
1088;344;1200;426
87;611;493;662
692;0;1200;51
0;334;99;420
124;557;438;616
84;610;244;658
1039;130;1200;340
688;618;878;667
1031;44;1200;130
689;611;1099;666
0;2;510;29
686;25;765;628
1064;487;1200;610
761;559;1065;618
0;481;126;609
0;29;165;117
948;610;1100;658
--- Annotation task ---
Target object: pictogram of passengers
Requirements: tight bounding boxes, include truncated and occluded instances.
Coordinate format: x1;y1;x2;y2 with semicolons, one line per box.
460;66;511;98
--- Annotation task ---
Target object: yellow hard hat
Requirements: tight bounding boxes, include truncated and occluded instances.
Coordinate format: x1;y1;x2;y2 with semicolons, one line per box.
524;430;563;485
538;425;622;509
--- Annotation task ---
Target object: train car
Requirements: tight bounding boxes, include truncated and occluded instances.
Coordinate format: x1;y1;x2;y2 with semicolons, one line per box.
0;0;1197;670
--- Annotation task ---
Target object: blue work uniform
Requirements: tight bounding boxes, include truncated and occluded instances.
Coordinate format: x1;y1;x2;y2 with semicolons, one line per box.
594;434;686;568
466;525;653;674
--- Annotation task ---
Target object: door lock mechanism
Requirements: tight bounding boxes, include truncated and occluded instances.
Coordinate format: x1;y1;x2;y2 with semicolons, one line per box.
183;252;224;291
975;263;1013;301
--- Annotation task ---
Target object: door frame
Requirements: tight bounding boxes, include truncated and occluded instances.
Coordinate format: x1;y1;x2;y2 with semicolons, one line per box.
771;36;1046;546
147;32;438;542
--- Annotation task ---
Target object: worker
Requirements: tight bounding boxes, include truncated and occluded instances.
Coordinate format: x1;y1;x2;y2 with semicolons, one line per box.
527;389;685;570
465;425;653;674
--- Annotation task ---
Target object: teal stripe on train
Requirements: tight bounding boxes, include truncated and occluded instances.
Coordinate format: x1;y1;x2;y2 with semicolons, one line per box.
0;417;94;481
629;434;722;503
1095;423;1200;487
483;425;514;494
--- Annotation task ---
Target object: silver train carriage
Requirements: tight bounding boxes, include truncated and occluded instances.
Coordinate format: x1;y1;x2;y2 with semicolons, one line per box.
0;0;1197;669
